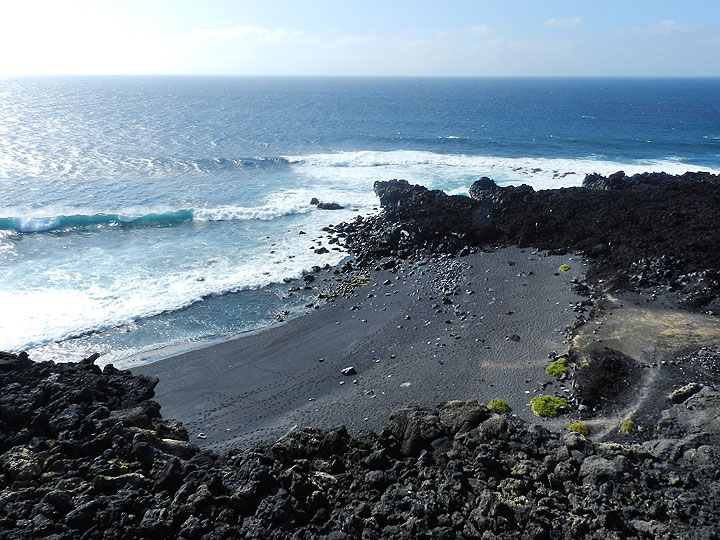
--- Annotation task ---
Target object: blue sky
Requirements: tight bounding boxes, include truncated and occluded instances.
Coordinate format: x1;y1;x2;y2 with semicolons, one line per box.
1;0;719;76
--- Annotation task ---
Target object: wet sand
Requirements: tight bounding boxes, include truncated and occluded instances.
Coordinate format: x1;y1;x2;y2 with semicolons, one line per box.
134;247;585;452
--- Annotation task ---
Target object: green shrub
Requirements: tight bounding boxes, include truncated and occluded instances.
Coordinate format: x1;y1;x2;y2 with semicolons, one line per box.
545;358;568;378
530;396;567;418
567;422;589;436
334;274;371;296
559;264;570;272
487;398;512;414
348;274;371;288
621;420;637;434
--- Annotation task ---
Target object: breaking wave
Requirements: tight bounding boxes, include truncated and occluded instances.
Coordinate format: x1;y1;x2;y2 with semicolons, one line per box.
0;203;311;233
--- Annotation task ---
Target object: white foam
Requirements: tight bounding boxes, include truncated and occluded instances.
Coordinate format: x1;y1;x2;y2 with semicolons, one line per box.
193;203;310;222
284;150;718;191
7;216;62;233
0;231;349;352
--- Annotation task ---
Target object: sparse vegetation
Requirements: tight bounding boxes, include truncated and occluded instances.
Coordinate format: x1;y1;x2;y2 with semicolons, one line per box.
567;422;589;436
333;274;372;296
545;357;568;378
530;396;567;418
487;398;512;413
348;274;371;288
621;420;637;434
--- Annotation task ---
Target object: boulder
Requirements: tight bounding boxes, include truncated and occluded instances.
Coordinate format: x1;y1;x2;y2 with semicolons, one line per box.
310;198;344;210
0;446;42;481
317;202;344;210
668;383;703;404
437;400;488;433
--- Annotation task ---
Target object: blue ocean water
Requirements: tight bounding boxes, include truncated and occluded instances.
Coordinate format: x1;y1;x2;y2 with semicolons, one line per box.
1;76;719;367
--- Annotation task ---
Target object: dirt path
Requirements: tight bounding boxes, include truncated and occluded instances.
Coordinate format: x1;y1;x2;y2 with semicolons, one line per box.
564;294;720;440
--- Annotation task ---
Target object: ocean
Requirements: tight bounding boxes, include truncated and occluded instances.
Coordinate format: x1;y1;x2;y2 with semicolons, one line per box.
1;76;719;367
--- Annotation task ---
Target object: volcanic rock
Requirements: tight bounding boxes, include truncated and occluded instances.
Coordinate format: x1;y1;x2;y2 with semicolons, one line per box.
337;172;720;308
310;198;345;210
1;351;720;539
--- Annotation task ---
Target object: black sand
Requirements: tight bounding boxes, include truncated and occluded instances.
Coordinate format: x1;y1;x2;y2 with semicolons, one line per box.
136;247;584;451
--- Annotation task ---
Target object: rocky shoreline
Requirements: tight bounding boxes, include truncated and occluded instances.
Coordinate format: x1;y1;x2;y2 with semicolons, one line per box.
2;171;720;539
1;351;719;539
334;171;720;311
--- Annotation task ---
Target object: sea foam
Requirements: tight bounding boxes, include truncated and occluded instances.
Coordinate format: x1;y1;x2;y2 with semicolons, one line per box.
285;150;718;191
0;217;352;353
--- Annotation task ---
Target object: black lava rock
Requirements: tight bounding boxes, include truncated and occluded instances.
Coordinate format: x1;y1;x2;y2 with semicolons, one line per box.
337;172;720;309
1;351;719;539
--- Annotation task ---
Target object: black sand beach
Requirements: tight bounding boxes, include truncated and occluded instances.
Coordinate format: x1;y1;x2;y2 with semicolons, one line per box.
137;248;584;451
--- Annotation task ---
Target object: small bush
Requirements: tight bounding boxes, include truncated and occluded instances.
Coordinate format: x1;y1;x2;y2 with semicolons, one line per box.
530;396;567;418
621;420;637;434
487;398;512;414
334;274;371;296
348;274;371;288
559;264;570;272
546;358;568;378
567;422;589;436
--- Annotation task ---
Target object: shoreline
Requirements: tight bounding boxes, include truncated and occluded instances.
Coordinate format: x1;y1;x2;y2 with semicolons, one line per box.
22;249;357;369
134;247;585;451
118;257;359;369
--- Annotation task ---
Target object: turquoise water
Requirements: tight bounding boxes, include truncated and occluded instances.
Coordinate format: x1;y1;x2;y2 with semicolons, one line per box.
1;76;718;366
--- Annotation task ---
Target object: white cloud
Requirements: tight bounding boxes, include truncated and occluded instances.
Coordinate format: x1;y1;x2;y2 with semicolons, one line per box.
630;20;695;35
544;17;582;28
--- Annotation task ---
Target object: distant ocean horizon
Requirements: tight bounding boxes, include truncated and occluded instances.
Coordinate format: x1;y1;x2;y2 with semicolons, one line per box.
1;76;719;367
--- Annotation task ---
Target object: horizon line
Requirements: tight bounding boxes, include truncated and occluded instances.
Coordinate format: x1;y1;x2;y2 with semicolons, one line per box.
3;73;720;79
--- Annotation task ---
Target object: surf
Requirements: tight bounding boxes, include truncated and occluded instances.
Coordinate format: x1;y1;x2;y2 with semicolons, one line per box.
0;203;312;234
285;150;719;190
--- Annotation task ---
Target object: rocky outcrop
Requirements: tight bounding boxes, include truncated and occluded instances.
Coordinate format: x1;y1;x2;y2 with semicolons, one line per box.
335;180;497;263
2;350;720;539
582;170;720;190
336;172;720;307
468;176;535;205
311;198;345;210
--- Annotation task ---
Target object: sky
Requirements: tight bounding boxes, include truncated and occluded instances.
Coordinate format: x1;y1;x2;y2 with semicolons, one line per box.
0;0;719;76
